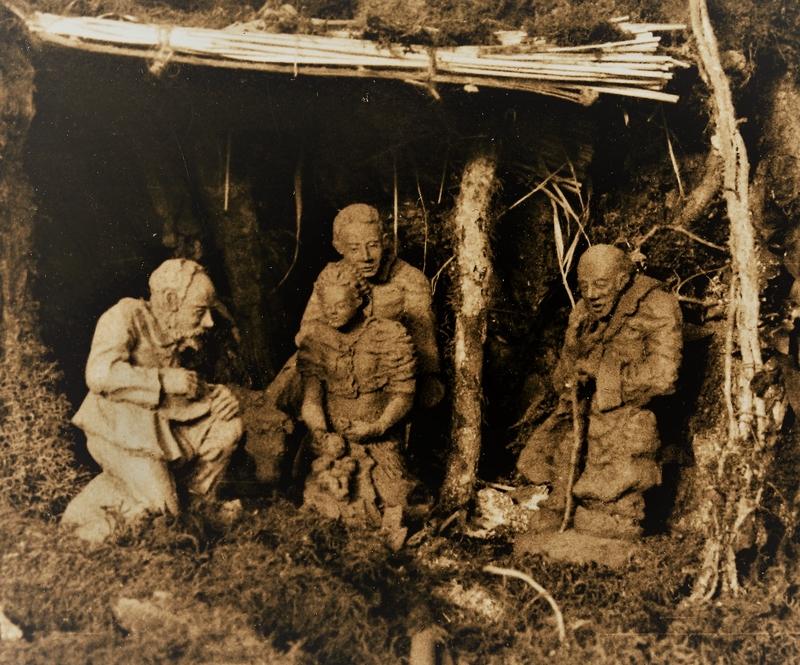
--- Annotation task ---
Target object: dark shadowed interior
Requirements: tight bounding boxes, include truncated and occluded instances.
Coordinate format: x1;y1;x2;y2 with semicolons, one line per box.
25;45;716;494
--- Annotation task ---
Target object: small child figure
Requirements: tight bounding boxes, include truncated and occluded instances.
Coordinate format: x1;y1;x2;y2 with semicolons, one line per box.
303;432;356;518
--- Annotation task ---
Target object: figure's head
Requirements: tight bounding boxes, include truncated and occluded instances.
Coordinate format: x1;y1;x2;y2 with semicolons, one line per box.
576;244;633;321
314;262;368;329
332;203;387;279
149;259;216;350
786;280;800;327
784;225;800;282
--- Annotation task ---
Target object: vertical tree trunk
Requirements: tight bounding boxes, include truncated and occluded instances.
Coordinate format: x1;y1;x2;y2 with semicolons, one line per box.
439;143;498;510
688;0;775;600
192;135;276;387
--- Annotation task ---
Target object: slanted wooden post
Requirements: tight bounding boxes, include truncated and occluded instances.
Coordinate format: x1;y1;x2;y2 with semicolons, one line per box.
439;142;498;510
688;0;776;600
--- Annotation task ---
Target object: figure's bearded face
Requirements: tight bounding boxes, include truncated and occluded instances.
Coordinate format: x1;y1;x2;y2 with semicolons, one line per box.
159;275;216;351
335;223;385;279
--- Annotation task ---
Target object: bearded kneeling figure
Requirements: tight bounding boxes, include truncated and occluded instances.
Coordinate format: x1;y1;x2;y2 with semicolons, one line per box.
62;260;243;542
297;263;418;550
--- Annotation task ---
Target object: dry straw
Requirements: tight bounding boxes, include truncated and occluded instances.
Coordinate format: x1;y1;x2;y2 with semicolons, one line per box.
17;9;688;105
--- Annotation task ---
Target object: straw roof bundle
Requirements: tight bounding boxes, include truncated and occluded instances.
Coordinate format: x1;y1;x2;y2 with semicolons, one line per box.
11;4;688;104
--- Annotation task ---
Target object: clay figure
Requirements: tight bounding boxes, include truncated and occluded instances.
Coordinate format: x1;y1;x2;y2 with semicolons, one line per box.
62;259;244;542
297;262;417;549
751;228;800;413
254;202;442;481
517;244;682;539
301;203;441;406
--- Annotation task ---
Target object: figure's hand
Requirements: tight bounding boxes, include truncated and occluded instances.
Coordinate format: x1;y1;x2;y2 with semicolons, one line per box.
574;359;594;380
418;375;445;409
160;368;201;398
575;349;602;380
345;419;382;442
312;431;346;458
562;376;583;391
210;384;239;421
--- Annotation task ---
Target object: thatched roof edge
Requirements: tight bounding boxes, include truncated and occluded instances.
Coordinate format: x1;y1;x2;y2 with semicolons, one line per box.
4;1;687;104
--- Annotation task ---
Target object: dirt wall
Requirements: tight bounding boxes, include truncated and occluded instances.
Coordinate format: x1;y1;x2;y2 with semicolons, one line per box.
0;14;84;516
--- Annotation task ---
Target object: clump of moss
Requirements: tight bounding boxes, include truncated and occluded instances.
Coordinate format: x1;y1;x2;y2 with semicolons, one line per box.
0;334;84;519
5;494;800;664
524;0;633;45
31;0;261;29
198;500;416;663
0;504;302;665
357;0;674;47
295;0;356;19
29;0;680;45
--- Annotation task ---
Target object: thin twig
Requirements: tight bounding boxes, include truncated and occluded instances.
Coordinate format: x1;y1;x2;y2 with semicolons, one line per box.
483;565;566;643
436;509;465;534
393;152;399;251
636;224;725;252
438;146;449;205
223;131;231;212
560;382;584;531
550;180;580;226
273;154;303;292
677;295;720;307
675;263;728;295
551;198;576;309
431;255;454;295
505;163;566;214
662;107;685;198
483;481;517;491
566;158;585;210
415;169;429;273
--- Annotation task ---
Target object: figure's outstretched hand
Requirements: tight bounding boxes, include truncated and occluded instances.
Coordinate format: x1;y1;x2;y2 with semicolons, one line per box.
160;368;201;398
346;419;382;442
209;384;240;421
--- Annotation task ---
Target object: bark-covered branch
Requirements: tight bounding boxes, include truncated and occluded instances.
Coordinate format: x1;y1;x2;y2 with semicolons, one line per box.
439;143;498;511
688;0;775;602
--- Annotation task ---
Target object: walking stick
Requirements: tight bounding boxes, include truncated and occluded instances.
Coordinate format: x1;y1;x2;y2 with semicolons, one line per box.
560;378;586;532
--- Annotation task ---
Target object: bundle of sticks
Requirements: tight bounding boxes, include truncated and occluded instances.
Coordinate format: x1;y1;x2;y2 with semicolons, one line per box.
18;8;688;104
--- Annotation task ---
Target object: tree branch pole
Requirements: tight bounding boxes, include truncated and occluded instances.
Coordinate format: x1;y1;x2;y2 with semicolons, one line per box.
688;0;771;601
439;143;498;510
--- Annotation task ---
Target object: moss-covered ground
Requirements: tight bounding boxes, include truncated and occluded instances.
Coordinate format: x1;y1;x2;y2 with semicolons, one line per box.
1;496;799;664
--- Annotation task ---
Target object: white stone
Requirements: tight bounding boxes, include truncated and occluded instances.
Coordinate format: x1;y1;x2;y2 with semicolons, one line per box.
0;606;23;641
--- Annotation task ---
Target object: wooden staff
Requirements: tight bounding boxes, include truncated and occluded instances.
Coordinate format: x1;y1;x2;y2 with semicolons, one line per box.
560;378;586;532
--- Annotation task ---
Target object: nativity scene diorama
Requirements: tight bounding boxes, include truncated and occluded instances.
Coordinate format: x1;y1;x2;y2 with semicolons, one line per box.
2;0;800;663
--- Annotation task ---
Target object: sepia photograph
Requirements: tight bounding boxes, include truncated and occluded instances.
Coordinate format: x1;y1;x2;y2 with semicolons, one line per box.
0;0;798;662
